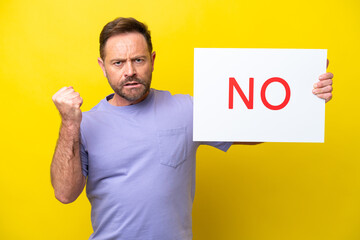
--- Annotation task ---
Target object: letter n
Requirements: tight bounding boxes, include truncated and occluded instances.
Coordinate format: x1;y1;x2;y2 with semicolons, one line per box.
229;77;254;109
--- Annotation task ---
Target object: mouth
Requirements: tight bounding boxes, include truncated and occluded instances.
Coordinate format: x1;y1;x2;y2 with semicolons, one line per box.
124;81;142;87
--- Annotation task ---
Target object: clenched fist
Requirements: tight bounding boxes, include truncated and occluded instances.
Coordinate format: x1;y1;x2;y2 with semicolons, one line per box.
52;87;83;126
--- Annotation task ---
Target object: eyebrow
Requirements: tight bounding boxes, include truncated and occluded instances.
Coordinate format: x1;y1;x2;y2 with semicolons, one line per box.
110;55;148;62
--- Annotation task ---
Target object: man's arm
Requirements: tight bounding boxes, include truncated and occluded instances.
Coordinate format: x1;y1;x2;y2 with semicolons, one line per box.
51;87;86;204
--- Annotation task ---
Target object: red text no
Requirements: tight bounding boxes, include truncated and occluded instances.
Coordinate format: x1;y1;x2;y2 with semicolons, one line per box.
229;77;291;110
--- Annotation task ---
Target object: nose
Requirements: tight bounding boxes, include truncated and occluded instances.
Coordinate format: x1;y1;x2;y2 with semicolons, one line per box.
124;61;136;77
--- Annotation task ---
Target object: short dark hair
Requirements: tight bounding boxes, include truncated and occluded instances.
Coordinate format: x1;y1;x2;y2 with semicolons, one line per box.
99;17;153;60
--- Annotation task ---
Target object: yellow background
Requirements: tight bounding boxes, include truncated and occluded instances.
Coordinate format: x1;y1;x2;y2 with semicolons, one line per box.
0;0;359;239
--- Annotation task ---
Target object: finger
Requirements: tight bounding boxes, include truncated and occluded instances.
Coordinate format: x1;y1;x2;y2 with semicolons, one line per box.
66;91;81;100
60;86;78;97
313;79;333;88
74;97;83;108
61;93;82;108
57;86;71;93
55;87;80;102
327;59;329;69
55;86;73;95
69;94;83;107
319;72;334;80
52;87;69;101
53;93;81;110
312;85;332;94
316;93;332;103
53;86;73;99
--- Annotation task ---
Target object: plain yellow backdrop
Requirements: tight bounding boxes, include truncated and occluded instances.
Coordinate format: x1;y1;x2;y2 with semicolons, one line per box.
0;0;359;239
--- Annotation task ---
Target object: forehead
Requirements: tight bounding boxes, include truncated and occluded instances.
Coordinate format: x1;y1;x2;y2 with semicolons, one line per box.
104;32;149;59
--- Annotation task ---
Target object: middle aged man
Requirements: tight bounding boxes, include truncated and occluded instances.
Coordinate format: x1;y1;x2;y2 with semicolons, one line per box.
51;17;334;240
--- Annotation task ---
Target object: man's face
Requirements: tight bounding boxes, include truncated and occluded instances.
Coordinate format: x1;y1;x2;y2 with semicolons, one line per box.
98;32;155;106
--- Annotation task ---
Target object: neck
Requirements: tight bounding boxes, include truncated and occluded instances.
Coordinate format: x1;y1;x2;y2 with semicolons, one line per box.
108;90;150;106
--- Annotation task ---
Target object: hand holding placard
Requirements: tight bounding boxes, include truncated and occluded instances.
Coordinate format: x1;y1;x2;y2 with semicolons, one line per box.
194;48;327;142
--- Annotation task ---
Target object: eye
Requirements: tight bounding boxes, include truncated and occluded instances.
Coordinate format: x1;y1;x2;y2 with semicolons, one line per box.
134;58;144;63
114;61;122;66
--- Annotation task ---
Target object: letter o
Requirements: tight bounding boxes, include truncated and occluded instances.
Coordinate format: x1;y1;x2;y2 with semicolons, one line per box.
260;77;291;110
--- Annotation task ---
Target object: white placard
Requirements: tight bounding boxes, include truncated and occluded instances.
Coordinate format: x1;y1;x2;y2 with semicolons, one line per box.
193;48;327;142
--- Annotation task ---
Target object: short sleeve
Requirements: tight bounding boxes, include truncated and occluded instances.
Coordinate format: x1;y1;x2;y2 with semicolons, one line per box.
80;132;89;177
200;141;233;152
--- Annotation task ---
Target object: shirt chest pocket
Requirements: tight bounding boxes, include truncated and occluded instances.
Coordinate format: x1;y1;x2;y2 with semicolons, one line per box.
157;127;188;168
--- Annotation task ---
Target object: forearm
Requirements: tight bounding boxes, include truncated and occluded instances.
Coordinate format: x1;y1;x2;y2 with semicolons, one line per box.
51;122;85;204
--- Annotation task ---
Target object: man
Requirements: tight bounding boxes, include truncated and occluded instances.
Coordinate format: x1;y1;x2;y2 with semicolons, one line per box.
51;17;334;240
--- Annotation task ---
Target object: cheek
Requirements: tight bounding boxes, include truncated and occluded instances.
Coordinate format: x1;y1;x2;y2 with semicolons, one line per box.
142;66;153;77
107;70;123;81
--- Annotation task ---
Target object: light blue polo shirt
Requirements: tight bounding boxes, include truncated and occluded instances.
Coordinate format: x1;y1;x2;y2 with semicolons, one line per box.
80;89;232;240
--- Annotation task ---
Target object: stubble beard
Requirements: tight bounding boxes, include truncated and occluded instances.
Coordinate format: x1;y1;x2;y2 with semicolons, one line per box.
111;75;152;103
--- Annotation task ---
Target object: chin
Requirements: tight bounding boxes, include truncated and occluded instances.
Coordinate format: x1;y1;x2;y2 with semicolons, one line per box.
119;88;149;103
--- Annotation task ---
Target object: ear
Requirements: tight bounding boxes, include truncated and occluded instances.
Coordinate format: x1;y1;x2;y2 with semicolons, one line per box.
98;57;107;78
151;51;156;72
